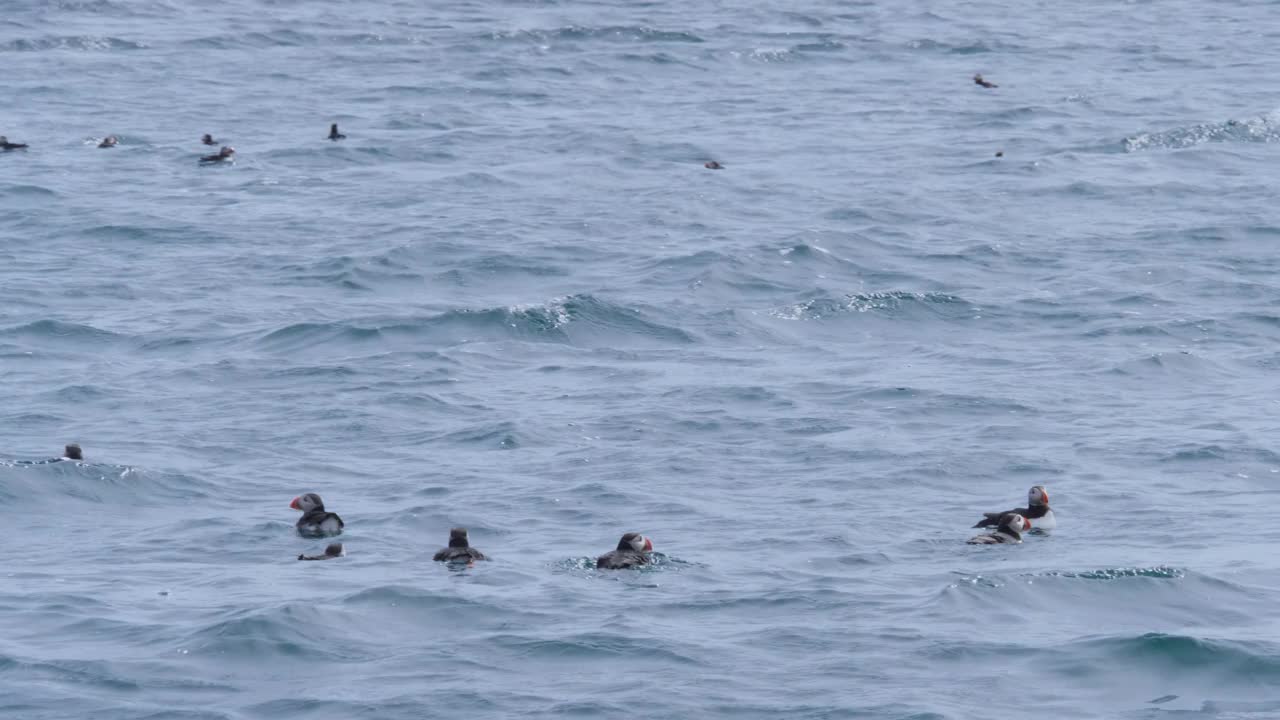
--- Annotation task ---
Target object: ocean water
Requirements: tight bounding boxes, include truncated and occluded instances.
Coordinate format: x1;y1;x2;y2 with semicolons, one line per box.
4;0;1280;717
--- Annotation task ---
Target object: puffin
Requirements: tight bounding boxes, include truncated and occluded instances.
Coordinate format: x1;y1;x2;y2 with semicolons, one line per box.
290;493;345;537
201;133;218;146
596;532;653;569
328;123;346;141
298;542;345;561
974;74;998;89
0;136;29;151
973;485;1056;531
200;146;235;163
704;160;723;170
98;135;118;148
433;528;487;563
967;513;1030;544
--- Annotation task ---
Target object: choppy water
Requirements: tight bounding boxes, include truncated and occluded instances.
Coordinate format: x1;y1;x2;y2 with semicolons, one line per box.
4;0;1280;717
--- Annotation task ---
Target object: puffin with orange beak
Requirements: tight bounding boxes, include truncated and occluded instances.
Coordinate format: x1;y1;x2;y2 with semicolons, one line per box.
596;532;654;569
290;492;345;537
973;485;1056;531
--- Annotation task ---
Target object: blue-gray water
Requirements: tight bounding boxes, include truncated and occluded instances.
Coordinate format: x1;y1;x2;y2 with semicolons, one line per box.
4;1;1280;718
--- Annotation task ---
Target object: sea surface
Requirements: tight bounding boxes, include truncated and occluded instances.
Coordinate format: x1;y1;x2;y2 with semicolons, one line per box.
4;0;1280;718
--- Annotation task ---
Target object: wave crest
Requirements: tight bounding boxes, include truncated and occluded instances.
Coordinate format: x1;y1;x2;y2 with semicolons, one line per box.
771;291;976;321
0;35;146;51
489;25;704;44
1125;112;1280;151
257;295;693;352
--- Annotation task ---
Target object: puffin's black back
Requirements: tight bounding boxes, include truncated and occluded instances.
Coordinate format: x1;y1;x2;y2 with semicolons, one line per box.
434;528;485;561
434;547;486;562
596;550;649;569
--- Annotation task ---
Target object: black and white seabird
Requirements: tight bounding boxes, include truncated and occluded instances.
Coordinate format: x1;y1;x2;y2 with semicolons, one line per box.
290;493;345;537
596;532;653;569
973;485;1056;531
967;513;1030;544
200;146;235;163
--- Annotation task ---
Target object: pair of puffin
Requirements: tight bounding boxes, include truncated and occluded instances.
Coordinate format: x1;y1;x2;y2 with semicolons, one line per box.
288;493;353;562
966;485;1056;545
288;493;488;562
430;530;654;568
431;530;653;568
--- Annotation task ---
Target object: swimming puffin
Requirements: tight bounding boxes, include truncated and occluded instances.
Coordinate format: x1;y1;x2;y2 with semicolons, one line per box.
290;493;344;537
596;532;653;569
974;74;998;89
298;542;345;561
967;513;1029;544
201;134;217;146
0;136;29;151
98;135;118;148
328;123;346;141
973;485;1056;531
704;160;723;170
433;528;487;563
200;146;235;163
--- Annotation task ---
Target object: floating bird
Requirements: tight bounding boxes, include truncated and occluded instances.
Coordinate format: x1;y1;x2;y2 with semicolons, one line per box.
199;146;235;163
973;485;1056;530
298;542;345;561
290;493;345;537
967;513;1030;544
597;532;653;569
433;528;487;563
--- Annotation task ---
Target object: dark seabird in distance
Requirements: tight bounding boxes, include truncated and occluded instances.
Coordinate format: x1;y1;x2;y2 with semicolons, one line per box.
200;146;235;163
298;543;345;561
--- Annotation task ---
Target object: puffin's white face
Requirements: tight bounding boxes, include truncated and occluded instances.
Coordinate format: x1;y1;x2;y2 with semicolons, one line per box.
629;534;653;553
1028;486;1049;506
290;493;321;513
1004;514;1031;533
